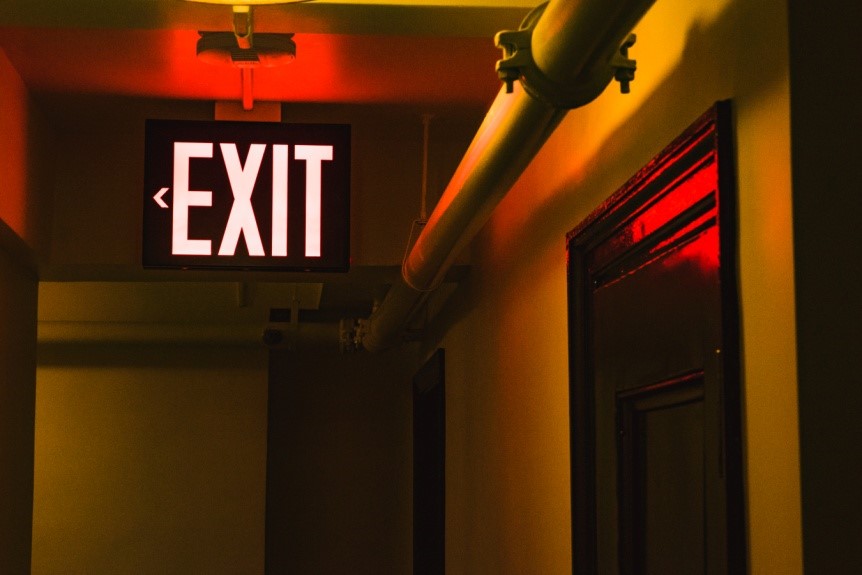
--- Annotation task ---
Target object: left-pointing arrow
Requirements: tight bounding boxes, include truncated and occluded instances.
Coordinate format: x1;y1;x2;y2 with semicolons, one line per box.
153;187;169;208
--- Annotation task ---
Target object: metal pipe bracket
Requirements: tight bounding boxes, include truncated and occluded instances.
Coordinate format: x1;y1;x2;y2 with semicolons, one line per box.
495;6;638;109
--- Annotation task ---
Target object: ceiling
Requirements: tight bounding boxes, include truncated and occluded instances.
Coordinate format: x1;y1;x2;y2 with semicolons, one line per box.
0;0;536;349
0;0;533;106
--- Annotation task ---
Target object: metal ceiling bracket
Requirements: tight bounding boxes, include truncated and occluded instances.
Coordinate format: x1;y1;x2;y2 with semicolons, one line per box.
233;5;254;49
495;27;534;95
495;3;638;109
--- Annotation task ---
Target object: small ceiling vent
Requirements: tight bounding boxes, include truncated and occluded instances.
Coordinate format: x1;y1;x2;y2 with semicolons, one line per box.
196;32;296;67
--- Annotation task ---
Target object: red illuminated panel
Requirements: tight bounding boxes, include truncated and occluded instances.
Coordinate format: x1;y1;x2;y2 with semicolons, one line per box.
580;123;723;289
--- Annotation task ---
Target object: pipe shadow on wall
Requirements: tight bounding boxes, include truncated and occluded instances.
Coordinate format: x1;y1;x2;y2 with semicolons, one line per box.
421;0;788;356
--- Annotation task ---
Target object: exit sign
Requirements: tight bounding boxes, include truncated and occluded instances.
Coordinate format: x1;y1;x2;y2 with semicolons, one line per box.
143;119;350;271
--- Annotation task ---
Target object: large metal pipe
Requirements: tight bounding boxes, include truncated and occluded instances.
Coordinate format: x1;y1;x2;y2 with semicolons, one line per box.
360;0;656;352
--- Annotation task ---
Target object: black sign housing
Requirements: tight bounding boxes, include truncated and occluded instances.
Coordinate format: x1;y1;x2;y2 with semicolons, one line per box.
143;119;350;271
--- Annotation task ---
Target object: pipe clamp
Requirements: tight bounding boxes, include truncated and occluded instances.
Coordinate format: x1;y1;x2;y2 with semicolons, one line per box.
495;5;637;109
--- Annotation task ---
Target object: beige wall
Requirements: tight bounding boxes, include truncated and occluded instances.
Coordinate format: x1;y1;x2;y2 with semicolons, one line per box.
32;344;268;575
438;0;801;573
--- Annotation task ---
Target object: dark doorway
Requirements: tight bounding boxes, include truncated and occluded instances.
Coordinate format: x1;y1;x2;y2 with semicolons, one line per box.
566;102;745;574
413;349;445;575
264;349;414;574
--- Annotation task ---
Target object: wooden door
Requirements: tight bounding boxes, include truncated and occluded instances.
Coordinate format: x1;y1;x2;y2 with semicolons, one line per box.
567;102;745;574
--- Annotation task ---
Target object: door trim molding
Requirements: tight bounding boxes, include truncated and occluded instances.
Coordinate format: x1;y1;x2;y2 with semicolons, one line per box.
566;101;745;574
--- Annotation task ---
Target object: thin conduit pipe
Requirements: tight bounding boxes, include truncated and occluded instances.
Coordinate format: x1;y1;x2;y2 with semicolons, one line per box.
360;0;656;352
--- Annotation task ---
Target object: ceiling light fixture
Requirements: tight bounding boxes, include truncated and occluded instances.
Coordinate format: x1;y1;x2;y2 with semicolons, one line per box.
186;0;312;110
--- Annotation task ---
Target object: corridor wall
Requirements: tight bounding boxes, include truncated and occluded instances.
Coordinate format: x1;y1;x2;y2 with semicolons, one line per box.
431;0;801;572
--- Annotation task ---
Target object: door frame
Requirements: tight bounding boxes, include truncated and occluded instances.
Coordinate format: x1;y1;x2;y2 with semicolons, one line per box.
565;101;746;574
413;349;446;575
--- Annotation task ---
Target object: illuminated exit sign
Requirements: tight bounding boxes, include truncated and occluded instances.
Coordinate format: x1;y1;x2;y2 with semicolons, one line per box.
143;119;350;271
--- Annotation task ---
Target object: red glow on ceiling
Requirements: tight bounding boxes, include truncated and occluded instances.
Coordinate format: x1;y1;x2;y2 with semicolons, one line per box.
0;27;502;106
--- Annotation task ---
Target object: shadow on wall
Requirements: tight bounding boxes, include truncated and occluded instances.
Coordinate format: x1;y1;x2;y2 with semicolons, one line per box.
484;0;787;276
420;0;786;354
